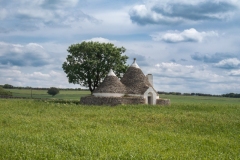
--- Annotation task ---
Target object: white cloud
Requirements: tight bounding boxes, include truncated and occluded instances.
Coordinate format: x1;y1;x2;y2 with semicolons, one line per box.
0;0;99;32
0;42;50;67
41;0;78;9
0;67;77;88
152;28;218;43
26;43;44;49
155;62;181;69
151;61;237;94
155;62;191;78
129;4;182;25
49;70;62;77
131;5;148;17
84;37;111;43
215;58;240;69
154;62;225;82
129;0;238;25
0;8;7;20
11;0;78;9
27;72;50;79
84;37;113;43
229;69;240;76
17;9;54;20
0;69;22;77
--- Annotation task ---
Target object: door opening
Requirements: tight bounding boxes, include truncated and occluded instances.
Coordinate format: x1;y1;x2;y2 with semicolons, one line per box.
148;96;152;104
147;92;153;105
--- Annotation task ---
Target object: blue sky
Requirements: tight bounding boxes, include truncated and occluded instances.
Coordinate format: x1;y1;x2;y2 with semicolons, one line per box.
0;0;240;94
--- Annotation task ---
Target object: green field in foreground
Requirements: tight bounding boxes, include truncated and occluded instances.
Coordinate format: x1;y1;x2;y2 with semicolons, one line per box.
0;99;239;159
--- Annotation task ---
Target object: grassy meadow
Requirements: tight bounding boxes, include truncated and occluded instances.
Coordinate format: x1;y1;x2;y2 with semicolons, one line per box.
0;90;240;159
5;89;90;100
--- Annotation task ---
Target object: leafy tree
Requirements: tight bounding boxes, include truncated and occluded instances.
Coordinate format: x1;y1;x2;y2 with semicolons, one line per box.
62;41;128;93
3;84;13;89
47;87;59;97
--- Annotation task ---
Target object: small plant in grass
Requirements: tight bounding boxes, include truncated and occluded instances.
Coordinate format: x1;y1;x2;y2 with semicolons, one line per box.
47;87;59;97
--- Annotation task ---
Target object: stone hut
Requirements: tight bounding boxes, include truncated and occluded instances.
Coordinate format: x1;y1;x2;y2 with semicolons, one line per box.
93;69;126;97
80;58;170;106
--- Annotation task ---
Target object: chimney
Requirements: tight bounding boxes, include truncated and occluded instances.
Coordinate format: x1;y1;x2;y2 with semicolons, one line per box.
147;74;153;86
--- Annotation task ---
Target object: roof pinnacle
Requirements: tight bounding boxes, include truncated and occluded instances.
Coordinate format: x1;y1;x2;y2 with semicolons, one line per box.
131;58;140;68
108;69;116;76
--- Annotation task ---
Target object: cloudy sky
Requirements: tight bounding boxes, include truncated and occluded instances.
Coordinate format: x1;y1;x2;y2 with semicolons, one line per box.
1;0;240;94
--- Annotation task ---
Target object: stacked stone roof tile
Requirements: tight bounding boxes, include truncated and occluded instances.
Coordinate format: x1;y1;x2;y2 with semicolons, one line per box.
93;75;126;94
120;67;152;94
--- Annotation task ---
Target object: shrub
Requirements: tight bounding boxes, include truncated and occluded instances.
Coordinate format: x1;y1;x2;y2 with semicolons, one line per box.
47;87;59;97
0;87;12;96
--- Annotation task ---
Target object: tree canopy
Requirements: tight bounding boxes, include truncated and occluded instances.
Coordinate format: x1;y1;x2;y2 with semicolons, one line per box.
62;41;128;93
3;84;13;89
47;87;59;97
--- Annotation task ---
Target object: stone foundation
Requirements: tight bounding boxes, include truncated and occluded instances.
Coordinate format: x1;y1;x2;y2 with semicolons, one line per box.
80;96;170;106
80;96;145;106
156;98;171;106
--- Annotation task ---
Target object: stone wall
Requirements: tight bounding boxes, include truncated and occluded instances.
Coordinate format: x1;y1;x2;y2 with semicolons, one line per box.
80;96;145;106
81;96;171;106
156;98;171;106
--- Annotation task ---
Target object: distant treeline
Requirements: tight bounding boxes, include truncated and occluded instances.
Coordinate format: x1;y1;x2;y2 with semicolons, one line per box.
157;91;240;98
157;91;220;96
222;93;240;98
0;84;88;91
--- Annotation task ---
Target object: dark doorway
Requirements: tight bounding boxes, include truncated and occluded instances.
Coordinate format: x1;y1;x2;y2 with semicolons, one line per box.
148;96;152;104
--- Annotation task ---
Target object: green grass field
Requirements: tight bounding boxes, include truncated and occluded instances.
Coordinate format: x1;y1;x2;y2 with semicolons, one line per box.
0;94;239;159
160;94;240;105
5;89;90;100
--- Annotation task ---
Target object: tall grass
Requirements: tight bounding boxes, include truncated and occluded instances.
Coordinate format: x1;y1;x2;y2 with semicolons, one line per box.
0;99;239;159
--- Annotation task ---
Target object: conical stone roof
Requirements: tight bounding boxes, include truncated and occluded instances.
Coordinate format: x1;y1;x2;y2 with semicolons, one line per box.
121;59;154;94
93;69;126;94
